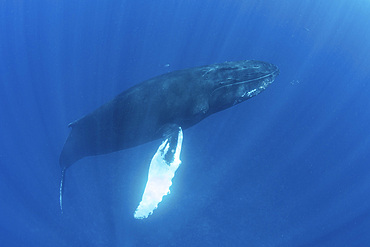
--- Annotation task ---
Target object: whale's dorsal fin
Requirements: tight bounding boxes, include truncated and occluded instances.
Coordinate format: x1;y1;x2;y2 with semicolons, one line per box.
67;120;78;128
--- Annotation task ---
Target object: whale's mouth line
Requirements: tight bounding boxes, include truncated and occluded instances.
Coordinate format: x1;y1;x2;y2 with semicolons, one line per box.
211;69;278;96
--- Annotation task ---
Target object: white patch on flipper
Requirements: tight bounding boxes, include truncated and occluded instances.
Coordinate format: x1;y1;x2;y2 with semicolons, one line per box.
134;128;183;219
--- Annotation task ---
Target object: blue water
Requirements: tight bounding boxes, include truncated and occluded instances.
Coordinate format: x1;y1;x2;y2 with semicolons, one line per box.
1;0;370;246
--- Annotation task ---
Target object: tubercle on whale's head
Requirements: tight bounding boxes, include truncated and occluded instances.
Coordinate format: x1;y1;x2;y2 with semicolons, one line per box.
206;60;279;113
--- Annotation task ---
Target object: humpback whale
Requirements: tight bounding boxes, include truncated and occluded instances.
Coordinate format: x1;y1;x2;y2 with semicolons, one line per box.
59;60;279;217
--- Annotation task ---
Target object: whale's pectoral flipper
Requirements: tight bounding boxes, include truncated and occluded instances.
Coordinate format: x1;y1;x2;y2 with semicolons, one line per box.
160;124;182;164
134;126;183;219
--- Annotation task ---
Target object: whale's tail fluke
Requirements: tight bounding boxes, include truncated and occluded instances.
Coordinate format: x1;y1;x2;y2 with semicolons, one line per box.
59;167;66;214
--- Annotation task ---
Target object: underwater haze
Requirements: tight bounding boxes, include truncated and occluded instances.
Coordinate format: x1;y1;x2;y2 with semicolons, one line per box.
1;0;370;246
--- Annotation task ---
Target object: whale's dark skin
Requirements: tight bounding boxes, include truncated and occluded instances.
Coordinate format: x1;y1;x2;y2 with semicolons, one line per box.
58;60;279;212
60;60;279;169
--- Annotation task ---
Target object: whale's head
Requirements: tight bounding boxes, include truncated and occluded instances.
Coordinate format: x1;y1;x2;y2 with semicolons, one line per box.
206;60;279;113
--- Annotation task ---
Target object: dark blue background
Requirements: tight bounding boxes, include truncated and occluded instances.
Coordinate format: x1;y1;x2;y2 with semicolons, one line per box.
1;0;370;246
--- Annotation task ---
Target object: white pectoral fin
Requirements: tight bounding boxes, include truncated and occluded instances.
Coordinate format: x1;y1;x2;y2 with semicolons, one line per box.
134;127;183;219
